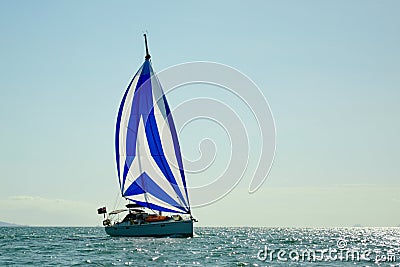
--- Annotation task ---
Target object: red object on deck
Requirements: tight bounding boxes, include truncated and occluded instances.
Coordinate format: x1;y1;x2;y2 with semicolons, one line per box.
145;215;170;222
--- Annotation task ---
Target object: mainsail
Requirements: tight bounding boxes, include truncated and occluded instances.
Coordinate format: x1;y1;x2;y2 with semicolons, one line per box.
115;35;190;214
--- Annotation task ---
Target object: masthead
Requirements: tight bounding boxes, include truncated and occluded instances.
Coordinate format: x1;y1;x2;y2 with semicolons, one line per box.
144;34;151;60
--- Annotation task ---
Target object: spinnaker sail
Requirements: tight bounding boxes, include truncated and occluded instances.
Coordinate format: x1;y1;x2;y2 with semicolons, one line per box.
115;35;190;214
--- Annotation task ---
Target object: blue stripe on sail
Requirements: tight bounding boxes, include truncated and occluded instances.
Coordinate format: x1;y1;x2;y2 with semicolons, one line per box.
144;109;188;208
126;198;187;214
124;179;146;196
122;62;151;188
135;61;152;112
115;68;141;191
124;172;184;211
122;110;139;190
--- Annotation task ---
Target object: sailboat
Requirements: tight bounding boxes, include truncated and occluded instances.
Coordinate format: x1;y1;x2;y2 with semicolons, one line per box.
98;34;196;237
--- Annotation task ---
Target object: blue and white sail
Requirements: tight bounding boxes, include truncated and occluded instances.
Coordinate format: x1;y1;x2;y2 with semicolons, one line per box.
115;36;190;214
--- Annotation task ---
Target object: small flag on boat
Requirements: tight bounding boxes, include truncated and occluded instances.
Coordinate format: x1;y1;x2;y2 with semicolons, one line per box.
97;207;106;214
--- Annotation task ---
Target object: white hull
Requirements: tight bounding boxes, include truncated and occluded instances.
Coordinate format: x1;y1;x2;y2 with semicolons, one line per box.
105;219;193;237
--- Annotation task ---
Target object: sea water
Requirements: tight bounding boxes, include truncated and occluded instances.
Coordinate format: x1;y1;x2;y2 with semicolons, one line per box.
1;227;399;266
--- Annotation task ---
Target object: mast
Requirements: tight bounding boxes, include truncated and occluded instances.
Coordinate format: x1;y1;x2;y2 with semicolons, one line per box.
144;34;151;60
142;34;150;209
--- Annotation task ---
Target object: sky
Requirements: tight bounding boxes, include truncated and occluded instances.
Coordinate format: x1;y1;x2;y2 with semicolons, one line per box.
0;0;399;227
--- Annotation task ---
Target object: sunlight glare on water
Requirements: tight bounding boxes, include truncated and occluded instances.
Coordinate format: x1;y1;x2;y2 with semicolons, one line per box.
0;227;399;266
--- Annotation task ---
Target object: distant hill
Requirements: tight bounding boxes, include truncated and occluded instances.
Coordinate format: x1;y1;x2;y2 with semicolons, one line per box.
0;221;24;227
